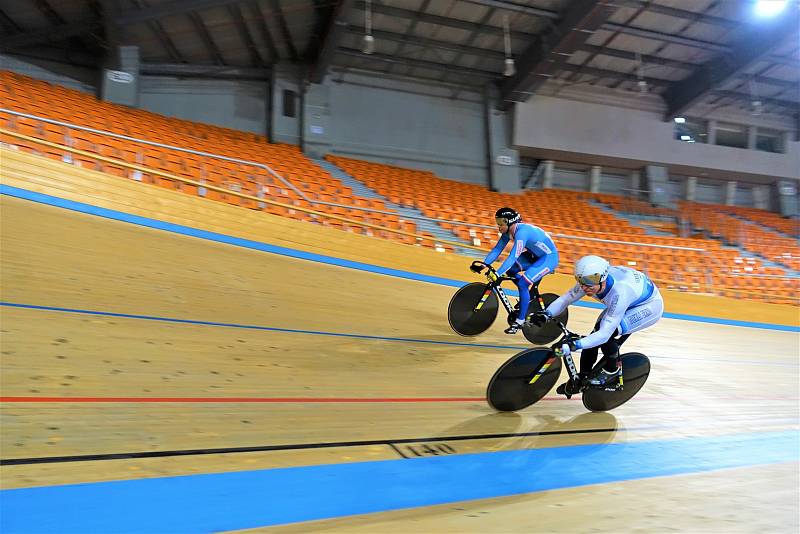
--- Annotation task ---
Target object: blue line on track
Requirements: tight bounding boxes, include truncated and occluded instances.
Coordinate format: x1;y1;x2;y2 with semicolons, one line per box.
0;301;524;351
3;301;798;367
2;184;798;332
1;430;797;533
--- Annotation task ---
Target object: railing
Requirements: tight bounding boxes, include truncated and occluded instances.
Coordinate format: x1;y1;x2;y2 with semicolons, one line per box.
1;111;796;305
0;128;483;253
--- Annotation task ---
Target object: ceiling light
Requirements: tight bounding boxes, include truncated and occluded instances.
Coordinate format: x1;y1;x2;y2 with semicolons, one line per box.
504;58;516;77
680;135;691;141
673;117;686;124
754;0;788;17
363;0;374;54
362;34;375;55
502;15;515;77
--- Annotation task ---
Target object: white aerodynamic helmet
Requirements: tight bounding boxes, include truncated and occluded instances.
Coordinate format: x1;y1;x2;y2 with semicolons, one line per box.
574;255;610;286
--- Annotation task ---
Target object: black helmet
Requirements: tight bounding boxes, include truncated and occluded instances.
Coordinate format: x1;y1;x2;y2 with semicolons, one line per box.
495;207;521;225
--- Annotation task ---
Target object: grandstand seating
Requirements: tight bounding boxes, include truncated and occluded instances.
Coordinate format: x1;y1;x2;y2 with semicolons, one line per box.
0;70;420;246
1;70;796;304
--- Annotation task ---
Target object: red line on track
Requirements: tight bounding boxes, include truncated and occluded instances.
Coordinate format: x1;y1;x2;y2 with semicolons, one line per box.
0;396;573;403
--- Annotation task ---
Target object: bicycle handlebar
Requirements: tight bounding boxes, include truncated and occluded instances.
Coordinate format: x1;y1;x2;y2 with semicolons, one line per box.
470;260;515;284
550;319;581;350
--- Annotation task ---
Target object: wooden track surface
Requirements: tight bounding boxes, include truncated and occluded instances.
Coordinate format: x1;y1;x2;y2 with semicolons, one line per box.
1;150;798;532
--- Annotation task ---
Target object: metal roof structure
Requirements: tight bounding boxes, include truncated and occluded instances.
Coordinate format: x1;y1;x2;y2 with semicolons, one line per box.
1;0;798;119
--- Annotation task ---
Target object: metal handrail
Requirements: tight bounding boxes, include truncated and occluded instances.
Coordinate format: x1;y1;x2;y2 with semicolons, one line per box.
0;108;712;252
0;128;486;252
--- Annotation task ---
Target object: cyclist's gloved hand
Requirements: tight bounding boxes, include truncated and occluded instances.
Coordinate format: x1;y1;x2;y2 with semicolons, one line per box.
557;338;582;357
529;310;552;327
470;263;484;274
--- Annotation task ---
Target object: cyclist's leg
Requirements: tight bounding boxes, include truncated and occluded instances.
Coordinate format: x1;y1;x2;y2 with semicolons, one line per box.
517;254;557;320
580;312;606;375
604;290;664;371
618;290;664;337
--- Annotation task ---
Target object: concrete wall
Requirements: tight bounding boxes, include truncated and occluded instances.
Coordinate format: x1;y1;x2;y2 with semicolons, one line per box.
1;54;95;94
138;77;268;136
325;72;487;184
514;96;800;181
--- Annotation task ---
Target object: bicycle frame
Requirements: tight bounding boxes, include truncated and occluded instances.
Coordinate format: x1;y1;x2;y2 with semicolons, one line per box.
541;320;624;392
471;261;546;318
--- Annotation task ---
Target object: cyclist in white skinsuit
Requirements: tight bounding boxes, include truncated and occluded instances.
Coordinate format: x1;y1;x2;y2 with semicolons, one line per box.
531;255;663;394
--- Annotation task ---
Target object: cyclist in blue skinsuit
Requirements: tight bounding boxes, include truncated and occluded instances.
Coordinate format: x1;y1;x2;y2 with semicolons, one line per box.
471;207;559;335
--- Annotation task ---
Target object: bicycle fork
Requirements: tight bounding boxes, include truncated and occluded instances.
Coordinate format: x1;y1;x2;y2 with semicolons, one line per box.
528;348;579;385
472;286;495;312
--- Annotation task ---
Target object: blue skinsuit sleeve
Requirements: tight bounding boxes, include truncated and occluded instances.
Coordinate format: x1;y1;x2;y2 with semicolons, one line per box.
495;226;532;276
483;233;509;265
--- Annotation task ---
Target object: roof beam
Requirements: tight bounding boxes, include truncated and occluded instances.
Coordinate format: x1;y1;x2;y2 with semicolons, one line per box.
268;0;298;61
711;90;800;112
606;21;799;68
128;0;184;63
499;0;614;107
353;1;528;40
305;0;335;59
246;0;278;63
578;44;798;90
578;44;695;70
140;62;269;79
662;15;800;119
337;47;496;78
227;3;263;66
310;0;356;83
115;0;245;26
456;0;558;20
557;63;671;88
188;11;225;65
345;26;505;60
0;8;23;33
611;0;739;29
0;20;101;49
603;22;728;52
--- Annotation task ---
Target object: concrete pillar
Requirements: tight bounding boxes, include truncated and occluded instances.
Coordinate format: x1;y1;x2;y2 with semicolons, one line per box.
644;165;669;206
588;165;601;193
541;160;554;189
629;170;641;200
302;82;332;159
753;185;770;210
706;120;717;145
270;62;302;145
781;131;791;153
484;85;520;193
724;180;737;206
747;126;757;150
100;45;139;107
685;176;697;202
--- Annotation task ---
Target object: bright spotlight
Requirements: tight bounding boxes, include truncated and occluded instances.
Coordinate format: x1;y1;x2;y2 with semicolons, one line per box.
673;117;686;124
680;135;692;141
754;0;788;17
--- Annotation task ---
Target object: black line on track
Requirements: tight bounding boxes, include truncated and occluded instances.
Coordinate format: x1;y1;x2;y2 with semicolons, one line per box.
0;427;618;466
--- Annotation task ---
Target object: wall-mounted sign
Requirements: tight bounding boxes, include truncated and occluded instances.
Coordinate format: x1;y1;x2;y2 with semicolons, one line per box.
106;70;134;84
310;125;324;135
495;155;514;166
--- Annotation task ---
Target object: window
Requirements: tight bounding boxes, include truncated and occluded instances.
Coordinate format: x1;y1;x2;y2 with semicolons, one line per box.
282;89;296;118
715;121;747;149
756;127;784;153
674;118;707;143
